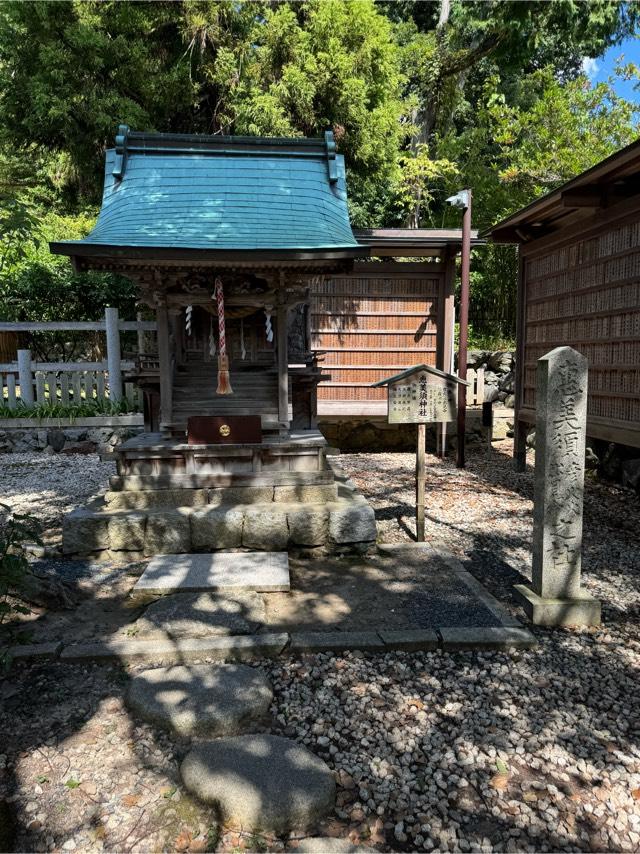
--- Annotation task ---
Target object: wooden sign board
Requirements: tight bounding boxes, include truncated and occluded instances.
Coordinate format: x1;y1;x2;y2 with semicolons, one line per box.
387;371;457;424
372;364;469;542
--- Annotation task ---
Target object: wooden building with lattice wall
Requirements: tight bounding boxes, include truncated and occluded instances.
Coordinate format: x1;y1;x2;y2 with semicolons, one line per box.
487;139;640;468
310;229;482;434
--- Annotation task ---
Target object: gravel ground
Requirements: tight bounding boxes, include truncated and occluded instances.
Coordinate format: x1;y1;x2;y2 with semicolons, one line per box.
1;452;114;540
1;444;640;853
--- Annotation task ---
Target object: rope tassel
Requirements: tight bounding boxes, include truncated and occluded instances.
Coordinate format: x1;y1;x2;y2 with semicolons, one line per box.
214;276;233;395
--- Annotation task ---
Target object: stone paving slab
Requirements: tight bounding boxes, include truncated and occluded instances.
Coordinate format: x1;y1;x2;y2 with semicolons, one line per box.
127;663;273;736
133;591;266;638
60;633;290;663
289;631;386;654
378;629;439;652
438;626;536;650
2;642;63;661
132;552;290;597
181;734;336;833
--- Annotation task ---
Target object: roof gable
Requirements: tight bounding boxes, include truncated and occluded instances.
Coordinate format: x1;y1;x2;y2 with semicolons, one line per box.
51;127;364;260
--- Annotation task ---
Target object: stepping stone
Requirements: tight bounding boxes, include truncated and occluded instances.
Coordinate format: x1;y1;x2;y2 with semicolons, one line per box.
181;734;335;833
126;663;273;736
296;840;372;853
132;591;266;638
133;552;290;598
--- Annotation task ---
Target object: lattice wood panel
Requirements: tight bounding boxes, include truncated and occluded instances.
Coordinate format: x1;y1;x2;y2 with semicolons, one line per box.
521;212;640;443
311;263;445;409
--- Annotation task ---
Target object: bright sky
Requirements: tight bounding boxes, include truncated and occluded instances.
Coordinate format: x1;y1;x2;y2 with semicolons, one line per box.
583;34;639;103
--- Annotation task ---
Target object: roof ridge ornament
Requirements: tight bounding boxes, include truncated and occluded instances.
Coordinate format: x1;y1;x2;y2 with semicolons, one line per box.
324;130;338;184
113;124;130;180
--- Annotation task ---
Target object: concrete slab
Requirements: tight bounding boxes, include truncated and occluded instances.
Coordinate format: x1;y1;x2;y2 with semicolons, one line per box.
3;642;63;662
514;583;601;626
379;629;439;652
133;551;290;598
60;633;290;663
439;626;536;650
289;631;386;654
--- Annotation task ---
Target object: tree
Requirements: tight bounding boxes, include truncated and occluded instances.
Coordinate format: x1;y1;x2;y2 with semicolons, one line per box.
0;0;404;201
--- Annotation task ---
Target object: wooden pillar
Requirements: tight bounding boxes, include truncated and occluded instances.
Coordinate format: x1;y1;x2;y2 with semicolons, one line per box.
156;297;173;434
416;423;426;541
277;294;289;432
17;349;33;405
105;306;123;402
438;247;456;457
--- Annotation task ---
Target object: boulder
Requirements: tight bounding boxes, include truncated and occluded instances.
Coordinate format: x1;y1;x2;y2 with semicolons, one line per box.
134;590;266;637
127;663;273;737
181;734;335;832
487;351;514;373
243;508;288;550
601;443;623;480
585;446;600;470
144;509;191;555
191;507;244;550
621;459;640;493
499;370;515;393
46;429;66;453
61;440;97;455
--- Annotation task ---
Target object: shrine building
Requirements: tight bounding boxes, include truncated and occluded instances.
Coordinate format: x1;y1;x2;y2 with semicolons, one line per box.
51;126;475;558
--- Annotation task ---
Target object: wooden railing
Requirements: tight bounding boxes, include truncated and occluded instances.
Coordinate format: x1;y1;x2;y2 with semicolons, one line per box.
0;308;156;409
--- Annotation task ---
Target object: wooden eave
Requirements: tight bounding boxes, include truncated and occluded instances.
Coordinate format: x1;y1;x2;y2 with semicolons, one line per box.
354;228;484;258
484;137;640;244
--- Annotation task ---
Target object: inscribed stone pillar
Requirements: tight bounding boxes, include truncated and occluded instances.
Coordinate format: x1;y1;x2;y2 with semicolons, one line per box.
514;346;601;625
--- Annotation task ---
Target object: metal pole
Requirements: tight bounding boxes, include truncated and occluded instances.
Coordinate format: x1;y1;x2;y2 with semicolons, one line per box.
457;189;472;469
17;349;34;405
105;306;122;402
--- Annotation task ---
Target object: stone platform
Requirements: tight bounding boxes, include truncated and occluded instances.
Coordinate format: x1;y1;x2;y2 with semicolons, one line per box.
61;433;377;558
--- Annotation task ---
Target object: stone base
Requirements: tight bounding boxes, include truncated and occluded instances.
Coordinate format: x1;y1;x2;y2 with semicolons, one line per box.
514;584;601;627
62;490;376;557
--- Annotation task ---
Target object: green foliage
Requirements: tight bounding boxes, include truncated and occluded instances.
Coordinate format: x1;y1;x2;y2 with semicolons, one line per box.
0;503;41;627
0;0;637;340
0;397;139;419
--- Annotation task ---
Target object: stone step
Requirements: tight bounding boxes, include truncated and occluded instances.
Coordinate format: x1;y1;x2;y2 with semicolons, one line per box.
181;735;335;833
104;482;338;509
109;471;334;491
126;663;273;737
63;498;376;557
131;590;266;638
132;551;291;597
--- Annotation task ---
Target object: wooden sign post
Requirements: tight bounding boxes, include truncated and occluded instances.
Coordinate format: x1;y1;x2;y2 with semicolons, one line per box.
373;365;469;542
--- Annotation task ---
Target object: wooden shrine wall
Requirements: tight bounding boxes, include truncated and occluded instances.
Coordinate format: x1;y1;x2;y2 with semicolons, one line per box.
310;261;453;416
517;199;640;447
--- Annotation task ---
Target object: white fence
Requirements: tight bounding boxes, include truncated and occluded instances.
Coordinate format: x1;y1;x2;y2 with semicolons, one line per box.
467;368;485;406
0;308;156;410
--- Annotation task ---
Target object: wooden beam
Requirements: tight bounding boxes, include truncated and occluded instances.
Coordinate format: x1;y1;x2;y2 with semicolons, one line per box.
277;276;290;431
560;187;604;208
155;296;173;433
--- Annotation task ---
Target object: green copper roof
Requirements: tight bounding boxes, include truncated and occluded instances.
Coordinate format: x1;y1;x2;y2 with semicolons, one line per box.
51;126;364;260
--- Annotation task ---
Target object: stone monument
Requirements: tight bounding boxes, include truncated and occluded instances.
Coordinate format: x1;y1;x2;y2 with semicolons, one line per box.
514;346;601;626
